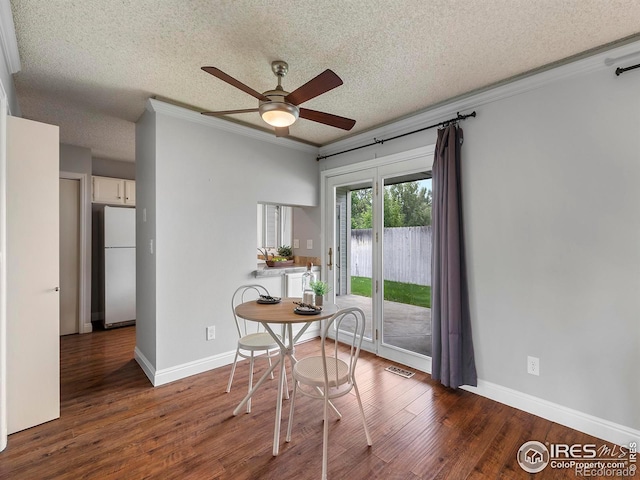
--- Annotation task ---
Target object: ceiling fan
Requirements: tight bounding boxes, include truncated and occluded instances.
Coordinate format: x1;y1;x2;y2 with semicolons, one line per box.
201;61;356;137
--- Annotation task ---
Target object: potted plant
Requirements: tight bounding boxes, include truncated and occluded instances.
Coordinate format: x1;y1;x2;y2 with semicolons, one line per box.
310;280;329;306
277;245;293;259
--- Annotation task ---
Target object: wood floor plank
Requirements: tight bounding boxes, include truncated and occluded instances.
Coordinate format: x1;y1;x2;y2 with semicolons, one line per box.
0;327;622;480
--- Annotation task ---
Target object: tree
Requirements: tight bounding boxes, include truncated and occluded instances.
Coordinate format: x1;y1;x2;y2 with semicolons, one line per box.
350;181;432;228
387;182;432;226
350;188;372;229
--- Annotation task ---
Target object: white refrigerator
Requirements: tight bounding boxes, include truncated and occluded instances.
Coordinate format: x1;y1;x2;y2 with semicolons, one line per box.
103;206;136;328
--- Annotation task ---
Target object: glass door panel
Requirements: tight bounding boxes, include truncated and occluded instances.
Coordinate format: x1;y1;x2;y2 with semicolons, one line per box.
380;173;432;360
325;170;376;353
323;152;434;370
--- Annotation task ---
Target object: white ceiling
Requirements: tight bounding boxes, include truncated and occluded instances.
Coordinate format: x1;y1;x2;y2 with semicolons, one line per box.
8;0;640;163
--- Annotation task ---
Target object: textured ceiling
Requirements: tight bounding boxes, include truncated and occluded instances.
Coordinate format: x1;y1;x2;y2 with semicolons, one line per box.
9;0;640;162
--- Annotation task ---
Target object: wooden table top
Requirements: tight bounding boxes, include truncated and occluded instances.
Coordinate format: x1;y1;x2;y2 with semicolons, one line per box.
235;297;338;324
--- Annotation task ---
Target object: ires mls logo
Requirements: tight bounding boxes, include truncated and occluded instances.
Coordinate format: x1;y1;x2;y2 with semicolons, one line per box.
517;440;637;476
517;441;550;473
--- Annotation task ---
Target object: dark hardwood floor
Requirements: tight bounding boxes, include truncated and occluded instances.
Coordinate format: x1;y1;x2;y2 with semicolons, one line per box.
0;327;623;479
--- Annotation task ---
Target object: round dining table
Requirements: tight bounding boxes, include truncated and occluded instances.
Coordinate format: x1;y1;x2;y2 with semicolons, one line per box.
233;297;339;456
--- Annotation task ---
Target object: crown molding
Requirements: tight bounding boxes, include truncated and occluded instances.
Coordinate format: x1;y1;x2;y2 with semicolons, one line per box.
0;0;21;74
319;38;640;158
146;98;319;155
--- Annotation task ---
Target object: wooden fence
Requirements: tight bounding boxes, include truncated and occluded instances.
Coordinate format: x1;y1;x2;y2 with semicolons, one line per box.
351;226;432;286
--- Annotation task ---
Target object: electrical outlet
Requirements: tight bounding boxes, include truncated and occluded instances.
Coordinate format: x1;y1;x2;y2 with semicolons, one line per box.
527;356;540;376
306;239;313;249
206;326;215;341
293;239;299;249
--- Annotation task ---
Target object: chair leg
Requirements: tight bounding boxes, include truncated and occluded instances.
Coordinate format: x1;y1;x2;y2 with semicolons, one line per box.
247;352;255;413
314;386;341;419
353;380;372;446
267;352;275;380
226;349;239;393
283;367;290;400
285;381;298;442
322;393;329;480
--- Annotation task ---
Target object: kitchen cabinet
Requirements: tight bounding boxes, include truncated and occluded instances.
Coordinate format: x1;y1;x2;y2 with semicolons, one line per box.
124;180;135;205
285;272;304;297
92;176;135;205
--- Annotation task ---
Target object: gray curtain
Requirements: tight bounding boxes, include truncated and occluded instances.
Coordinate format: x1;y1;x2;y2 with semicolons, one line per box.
431;124;477;388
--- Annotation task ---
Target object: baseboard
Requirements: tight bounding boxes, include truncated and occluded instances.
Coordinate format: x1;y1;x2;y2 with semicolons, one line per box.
154;350;238;386
297;325;320;343
462;379;640;447
134;347;156;386
133;328;322;387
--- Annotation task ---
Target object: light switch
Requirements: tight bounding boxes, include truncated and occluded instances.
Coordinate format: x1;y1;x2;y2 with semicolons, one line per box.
143;208;147;223
293;239;299;249
149;239;154;254
307;239;313;249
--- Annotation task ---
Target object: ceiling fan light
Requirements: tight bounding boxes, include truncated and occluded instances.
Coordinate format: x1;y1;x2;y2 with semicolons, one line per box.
260;102;299;127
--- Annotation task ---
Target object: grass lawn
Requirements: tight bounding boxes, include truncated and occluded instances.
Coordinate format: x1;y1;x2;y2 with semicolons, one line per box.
351;276;431;308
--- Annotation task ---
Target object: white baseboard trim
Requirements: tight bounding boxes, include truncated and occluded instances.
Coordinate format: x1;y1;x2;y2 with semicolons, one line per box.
134;347;156;386
135;346;231;387
462;379;640;447
134;328;321;387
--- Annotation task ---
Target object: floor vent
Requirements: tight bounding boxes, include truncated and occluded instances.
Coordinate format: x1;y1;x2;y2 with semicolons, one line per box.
385;366;415;378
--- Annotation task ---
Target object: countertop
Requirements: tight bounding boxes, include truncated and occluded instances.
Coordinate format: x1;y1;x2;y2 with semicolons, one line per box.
254;263;321;277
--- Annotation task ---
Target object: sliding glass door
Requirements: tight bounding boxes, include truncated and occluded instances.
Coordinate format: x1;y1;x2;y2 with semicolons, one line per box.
323;150;434;371
324;169;376;353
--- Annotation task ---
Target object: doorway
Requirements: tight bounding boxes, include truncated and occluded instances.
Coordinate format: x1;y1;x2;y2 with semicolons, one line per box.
59;172;90;335
322;147;434;372
60;178;80;335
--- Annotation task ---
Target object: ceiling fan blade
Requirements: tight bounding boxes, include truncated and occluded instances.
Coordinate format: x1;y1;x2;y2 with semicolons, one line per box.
285;70;343;106
274;127;289;137
201;67;270;102
201;109;259;116
299;108;356;131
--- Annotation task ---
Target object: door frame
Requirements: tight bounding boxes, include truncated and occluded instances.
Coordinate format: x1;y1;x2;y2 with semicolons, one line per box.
0;78;8;452
324;168;378;354
60;171;91;334
320;145;435;370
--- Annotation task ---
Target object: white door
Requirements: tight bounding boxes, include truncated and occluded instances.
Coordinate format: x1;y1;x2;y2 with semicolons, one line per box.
323;150;434;371
6;116;60;434
324;168;377;354
60;178;80;335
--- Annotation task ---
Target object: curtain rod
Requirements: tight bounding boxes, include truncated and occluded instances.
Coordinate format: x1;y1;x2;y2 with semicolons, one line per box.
615;63;640;76
316;111;477;161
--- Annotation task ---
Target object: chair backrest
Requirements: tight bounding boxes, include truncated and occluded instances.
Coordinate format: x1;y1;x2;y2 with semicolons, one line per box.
321;307;366;388
231;284;271;338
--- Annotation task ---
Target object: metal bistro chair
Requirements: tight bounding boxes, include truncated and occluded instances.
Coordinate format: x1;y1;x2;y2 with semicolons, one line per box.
228;284;287;413
286;307;372;480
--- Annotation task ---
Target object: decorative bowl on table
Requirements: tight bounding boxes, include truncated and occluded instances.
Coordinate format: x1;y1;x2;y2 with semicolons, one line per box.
293;302;323;315
257;295;281;304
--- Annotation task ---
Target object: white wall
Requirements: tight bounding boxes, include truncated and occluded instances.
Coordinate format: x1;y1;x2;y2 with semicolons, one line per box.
92;157;135;180
319;45;640;436
0;2;20;451
464;66;639;430
292;206;321;258
135;109;157;368
136;100;319;378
